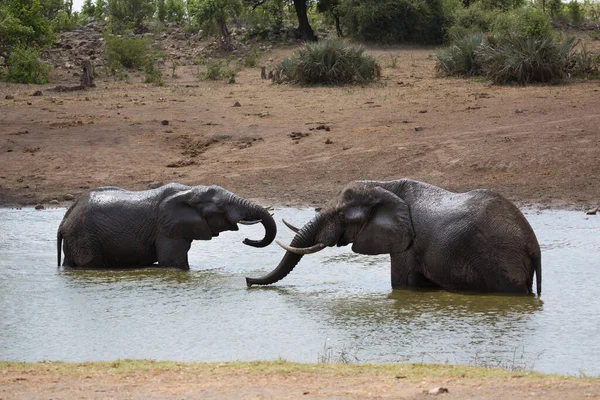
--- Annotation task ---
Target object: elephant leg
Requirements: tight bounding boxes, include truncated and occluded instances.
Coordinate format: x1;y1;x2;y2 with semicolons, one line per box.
156;237;192;270
390;252;439;290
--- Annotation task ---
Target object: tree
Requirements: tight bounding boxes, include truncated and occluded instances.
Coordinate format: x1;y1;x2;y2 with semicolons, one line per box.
106;0;155;31
317;0;342;37
94;0;106;19
81;0;96;18
165;0;185;23
292;0;316;41
189;0;242;50
156;0;166;21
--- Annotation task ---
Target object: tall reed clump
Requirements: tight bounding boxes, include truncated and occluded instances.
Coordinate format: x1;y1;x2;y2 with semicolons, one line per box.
279;39;381;85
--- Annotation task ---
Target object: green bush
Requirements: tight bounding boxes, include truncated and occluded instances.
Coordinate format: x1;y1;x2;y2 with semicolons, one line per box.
104;34;150;69
201;59;237;82
567;41;600;78
435;33;485;76
278;39;381;85
490;7;553;39
477;35;575;84
6;46;52;84
143;60;163;84
339;0;448;44
566;0;584;25
447;2;498;39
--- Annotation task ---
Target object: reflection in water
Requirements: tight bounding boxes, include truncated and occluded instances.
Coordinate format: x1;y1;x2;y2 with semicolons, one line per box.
0;207;598;376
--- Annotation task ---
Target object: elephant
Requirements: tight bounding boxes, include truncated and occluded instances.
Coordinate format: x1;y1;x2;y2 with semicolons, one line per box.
246;179;541;295
57;183;276;269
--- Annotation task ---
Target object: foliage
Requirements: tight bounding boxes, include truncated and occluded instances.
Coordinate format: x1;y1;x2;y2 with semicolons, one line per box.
156;0;167;22
188;0;243;50
165;0;186;23
567;41;600;78
447;2;498;39
435;33;485;76
143;59;164;84
94;0;107;19
201;58;237;82
104;34;151;69
338;0;449;44
478;0;525;11
490;7;553;39
566;0;584;25
81;0;96;18
106;0;155;31
51;10;79;32
278;39;381;85
477;35;576;84
0;0;53;53
241;49;261;67
6;46;52;83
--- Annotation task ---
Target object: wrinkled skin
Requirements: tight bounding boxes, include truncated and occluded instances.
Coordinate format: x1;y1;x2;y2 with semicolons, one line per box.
58;183;276;269
247;179;541;295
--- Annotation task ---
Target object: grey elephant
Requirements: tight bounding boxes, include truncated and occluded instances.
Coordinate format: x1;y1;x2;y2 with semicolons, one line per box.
57;183;276;269
246;179;541;295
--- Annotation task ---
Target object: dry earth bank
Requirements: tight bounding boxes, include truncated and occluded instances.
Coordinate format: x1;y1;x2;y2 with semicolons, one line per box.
1;45;599;210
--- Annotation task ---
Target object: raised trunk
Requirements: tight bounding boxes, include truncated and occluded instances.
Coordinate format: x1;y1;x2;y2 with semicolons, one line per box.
241;202;277;248
246;213;324;286
293;0;317;41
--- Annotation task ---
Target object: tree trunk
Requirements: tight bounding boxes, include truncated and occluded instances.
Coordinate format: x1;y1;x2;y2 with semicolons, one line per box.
219;19;232;51
334;15;342;37
80;60;95;88
293;0;317;41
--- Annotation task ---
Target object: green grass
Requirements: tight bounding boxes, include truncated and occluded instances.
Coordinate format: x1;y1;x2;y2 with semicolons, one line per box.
0;360;589;380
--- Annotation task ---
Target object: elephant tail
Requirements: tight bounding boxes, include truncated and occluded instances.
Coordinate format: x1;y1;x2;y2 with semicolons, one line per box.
57;230;63;267
533;254;541;296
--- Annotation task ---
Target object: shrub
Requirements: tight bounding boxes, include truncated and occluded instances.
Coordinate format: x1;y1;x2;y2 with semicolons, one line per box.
6;46;52;84
278;39;381;85
567;41;600;78
143;60;163;84
447;2;498;39
566;0;584;25
435;33;485;76
477;35;575;84
490;7;553;39
201;59;237;82
104;34;150;69
241;50;261;68
339;0;448;44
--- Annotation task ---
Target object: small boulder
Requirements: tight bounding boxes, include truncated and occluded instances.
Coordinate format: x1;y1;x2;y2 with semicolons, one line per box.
63;194;75;201
34;204;45;210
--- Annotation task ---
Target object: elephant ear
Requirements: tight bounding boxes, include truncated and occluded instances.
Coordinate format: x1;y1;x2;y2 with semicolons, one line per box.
160;190;212;240
352;187;414;255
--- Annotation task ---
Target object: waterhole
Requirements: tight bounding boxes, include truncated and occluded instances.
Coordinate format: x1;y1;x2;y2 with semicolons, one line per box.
0;207;598;376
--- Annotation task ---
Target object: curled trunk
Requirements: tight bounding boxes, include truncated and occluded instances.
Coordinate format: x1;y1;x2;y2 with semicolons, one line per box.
246;210;336;286
241;202;277;248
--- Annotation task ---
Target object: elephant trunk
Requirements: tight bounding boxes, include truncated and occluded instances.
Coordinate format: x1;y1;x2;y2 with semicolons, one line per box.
246;211;331;286
232;196;277;248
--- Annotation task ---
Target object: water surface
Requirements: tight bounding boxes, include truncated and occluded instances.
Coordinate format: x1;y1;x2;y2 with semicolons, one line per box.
0;207;598;376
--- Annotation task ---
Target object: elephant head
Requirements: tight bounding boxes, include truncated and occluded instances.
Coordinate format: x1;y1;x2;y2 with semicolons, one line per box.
160;185;276;247
245;182;414;286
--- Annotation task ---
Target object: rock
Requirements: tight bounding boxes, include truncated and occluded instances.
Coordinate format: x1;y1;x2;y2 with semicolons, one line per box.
49;199;60;205
34;204;45;210
418;109;428;113
427;387;449;395
586;207;598;215
32;90;43;96
233;101;241;107
63;194;75;201
414;126;424;132
325;138;333;144
161;120;169;126
5;95;14;99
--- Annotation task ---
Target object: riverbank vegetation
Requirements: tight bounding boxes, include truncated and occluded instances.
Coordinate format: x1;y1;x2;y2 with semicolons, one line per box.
1;0;600;85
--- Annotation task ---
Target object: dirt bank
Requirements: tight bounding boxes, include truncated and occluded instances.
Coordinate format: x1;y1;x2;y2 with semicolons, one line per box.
1;45;599;210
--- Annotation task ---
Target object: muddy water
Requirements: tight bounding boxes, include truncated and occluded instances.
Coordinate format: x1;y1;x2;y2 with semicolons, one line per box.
0;207;598;376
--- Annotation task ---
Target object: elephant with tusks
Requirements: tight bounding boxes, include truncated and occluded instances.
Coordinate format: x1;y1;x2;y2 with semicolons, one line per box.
247;179;541;295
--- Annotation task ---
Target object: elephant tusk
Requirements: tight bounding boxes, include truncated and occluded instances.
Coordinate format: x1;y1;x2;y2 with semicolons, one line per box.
276;240;326;255
281;218;300;233
238;219;261;225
